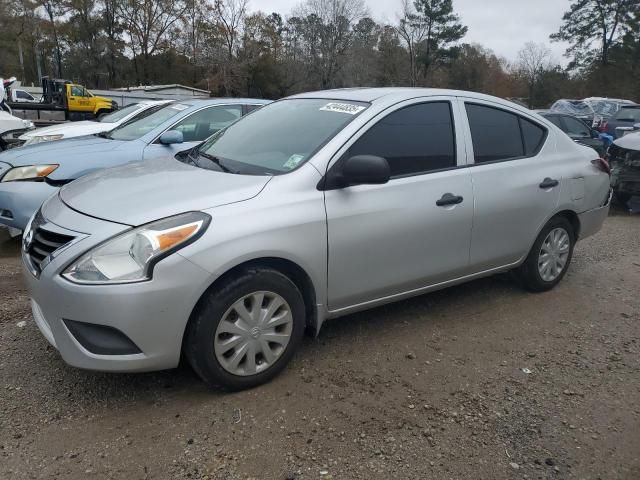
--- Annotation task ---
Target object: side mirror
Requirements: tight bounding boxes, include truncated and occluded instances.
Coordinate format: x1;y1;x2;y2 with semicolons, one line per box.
321;155;390;190
159;130;184;145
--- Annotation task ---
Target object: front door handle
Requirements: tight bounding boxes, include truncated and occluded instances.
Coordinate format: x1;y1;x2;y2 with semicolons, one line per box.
436;193;464;207
539;177;559;189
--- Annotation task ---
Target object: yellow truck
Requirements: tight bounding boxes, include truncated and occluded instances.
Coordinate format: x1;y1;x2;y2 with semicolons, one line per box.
7;77;118;125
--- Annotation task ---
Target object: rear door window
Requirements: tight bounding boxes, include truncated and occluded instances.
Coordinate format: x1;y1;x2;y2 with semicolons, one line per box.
347;102;456;178
465;103;547;164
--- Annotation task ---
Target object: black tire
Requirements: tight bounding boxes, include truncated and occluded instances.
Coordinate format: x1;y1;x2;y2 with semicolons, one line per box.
184;267;306;390
96;110;110;120
515;216;575;292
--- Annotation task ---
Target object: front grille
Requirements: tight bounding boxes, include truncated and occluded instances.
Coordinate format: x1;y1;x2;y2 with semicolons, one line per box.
25;216;75;275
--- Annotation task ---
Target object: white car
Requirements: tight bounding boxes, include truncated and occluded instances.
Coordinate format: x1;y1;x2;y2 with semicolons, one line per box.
18;100;173;146
0;111;35;151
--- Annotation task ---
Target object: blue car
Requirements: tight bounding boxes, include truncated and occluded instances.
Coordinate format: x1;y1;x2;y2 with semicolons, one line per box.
0;98;269;231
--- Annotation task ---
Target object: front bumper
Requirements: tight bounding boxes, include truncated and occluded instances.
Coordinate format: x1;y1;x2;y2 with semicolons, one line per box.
0;180;59;231
22;199;213;373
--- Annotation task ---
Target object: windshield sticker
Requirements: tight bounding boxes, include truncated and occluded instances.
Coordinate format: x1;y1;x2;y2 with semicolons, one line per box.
320;103;366;115
283;154;305;170
170;104;189;111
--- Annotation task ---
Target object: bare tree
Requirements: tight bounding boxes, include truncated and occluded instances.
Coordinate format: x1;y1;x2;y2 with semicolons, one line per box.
396;0;427;86
38;0;65;77
516;42;552;108
296;0;367;88
99;0;123;87
213;0;248;94
119;0;189;84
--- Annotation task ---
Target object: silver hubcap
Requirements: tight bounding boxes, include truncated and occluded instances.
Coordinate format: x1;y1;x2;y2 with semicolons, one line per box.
214;291;293;376
538;227;570;282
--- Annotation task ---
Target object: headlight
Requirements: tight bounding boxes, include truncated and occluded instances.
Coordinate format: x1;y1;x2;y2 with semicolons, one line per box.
1;164;59;182
62;212;210;284
22;119;35;130
26;134;64;145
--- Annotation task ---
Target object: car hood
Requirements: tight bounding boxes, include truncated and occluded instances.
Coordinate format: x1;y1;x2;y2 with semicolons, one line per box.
59;156;272;226
614;131;640;150
20;121;115;139
0;136;129;167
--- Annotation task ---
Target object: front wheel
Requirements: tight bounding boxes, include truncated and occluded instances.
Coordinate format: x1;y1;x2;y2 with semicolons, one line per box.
184;268;306;390
515;216;575;292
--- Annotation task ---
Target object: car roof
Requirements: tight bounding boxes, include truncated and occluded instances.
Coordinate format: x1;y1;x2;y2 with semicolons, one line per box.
172;98;270;107
287;87;534;110
137;99;174;106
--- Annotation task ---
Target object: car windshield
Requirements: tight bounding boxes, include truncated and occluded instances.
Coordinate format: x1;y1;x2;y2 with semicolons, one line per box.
97;103;140;123
196;98;368;175
108;103;187;141
613;107;640;122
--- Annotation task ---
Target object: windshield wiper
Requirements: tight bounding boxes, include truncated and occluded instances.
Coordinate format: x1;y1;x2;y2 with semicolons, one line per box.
95;131;111;139
198;152;236;173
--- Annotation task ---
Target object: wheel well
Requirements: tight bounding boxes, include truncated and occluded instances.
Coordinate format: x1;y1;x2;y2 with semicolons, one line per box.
554;210;580;238
194;258;318;335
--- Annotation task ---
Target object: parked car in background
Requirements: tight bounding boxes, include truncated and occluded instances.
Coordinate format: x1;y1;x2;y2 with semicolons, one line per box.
550;99;597;125
17;100;172;147
584;97;636;128
607;132;640;205
550;98;637;129
601;105;640;138
21;88;612;390
0;98;269;231
538;111;608;156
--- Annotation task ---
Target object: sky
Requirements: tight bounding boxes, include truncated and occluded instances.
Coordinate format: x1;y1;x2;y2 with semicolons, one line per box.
248;0;572;65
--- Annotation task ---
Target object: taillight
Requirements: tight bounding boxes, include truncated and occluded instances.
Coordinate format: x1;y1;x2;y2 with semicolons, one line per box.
591;158;611;175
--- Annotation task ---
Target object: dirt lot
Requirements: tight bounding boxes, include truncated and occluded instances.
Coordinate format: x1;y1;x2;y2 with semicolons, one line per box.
0;210;639;480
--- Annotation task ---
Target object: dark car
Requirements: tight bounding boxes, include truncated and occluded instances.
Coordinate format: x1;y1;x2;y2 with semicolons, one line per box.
539;112;607;156
607;132;640;205
603;105;640;138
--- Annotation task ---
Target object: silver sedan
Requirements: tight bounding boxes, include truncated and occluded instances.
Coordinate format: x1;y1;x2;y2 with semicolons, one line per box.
22;88;612;390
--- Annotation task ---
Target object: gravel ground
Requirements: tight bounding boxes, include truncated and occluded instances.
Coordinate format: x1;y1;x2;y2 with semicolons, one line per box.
0;209;639;480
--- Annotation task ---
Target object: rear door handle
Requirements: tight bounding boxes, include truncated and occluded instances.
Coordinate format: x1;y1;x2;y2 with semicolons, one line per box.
436;193;464;207
539;178;559;189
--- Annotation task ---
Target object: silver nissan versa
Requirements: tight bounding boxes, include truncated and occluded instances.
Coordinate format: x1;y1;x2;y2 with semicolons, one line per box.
22;88;612;390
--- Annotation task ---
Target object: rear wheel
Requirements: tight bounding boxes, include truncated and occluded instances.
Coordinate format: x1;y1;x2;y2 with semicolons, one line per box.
184;268;305;390
516;216;575;292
